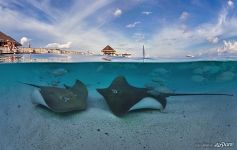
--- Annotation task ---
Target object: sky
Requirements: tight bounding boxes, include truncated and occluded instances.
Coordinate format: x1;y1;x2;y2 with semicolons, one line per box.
1;0;237;57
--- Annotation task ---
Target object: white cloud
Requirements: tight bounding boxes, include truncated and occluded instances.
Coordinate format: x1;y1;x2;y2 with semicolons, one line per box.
227;0;234;8
207;36;219;44
46;42;72;49
113;8;122;17
126;21;141;28
179;11;189;21
0;0;121;51
223;40;237;51
150;3;237;56
141;11;152;15
194;9;227;44
132;32;145;42
20;37;30;46
0;0;144;56
149;26;200;56
147;6;237;56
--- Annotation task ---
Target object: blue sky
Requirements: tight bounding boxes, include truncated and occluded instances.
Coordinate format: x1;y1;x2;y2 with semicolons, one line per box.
1;0;237;56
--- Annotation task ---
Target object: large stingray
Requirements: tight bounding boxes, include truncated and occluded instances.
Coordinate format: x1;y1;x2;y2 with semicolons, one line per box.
97;76;233;116
23;80;88;113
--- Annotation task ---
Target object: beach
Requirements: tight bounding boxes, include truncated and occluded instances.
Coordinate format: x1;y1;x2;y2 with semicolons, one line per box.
0;86;236;150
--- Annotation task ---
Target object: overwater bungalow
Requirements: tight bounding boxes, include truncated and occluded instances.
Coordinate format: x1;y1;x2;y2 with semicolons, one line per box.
0;31;21;54
101;45;116;55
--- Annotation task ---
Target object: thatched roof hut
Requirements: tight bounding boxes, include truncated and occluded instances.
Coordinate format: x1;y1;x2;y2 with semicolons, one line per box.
0;31;21;47
101;45;116;55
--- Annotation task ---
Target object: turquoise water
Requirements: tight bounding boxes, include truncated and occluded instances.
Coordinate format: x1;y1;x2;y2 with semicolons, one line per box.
1;61;237;91
0;61;236;149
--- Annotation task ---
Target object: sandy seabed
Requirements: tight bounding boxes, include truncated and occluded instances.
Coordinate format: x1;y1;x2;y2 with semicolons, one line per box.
0;85;236;150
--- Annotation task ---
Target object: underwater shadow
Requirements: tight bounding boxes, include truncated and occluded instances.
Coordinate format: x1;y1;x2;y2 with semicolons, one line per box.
34;105;85;118
118;108;166;117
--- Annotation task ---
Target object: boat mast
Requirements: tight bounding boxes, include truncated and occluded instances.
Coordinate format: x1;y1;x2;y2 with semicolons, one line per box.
142;45;145;62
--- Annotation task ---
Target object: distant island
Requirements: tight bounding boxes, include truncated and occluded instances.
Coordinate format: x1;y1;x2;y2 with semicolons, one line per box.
0;31;87;55
0;31;131;57
19;47;83;55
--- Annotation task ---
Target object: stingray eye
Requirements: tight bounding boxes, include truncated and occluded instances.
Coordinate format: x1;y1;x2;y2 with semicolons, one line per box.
111;89;119;94
63;96;70;103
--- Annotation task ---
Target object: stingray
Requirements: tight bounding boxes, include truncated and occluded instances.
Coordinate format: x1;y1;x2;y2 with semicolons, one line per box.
97;76;233;116
23;80;88;113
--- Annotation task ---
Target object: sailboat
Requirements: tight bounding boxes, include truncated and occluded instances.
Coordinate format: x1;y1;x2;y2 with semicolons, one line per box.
142;45;145;62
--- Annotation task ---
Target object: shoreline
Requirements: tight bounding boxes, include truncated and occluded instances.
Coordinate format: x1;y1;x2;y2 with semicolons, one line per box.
1;53;237;63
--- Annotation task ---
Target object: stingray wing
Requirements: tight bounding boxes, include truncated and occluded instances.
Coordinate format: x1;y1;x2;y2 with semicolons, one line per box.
40;87;86;112
97;87;147;116
97;76;149;116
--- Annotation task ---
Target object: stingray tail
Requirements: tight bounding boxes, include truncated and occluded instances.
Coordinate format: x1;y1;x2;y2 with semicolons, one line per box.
165;93;233;97
147;92;233;110
19;81;41;88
